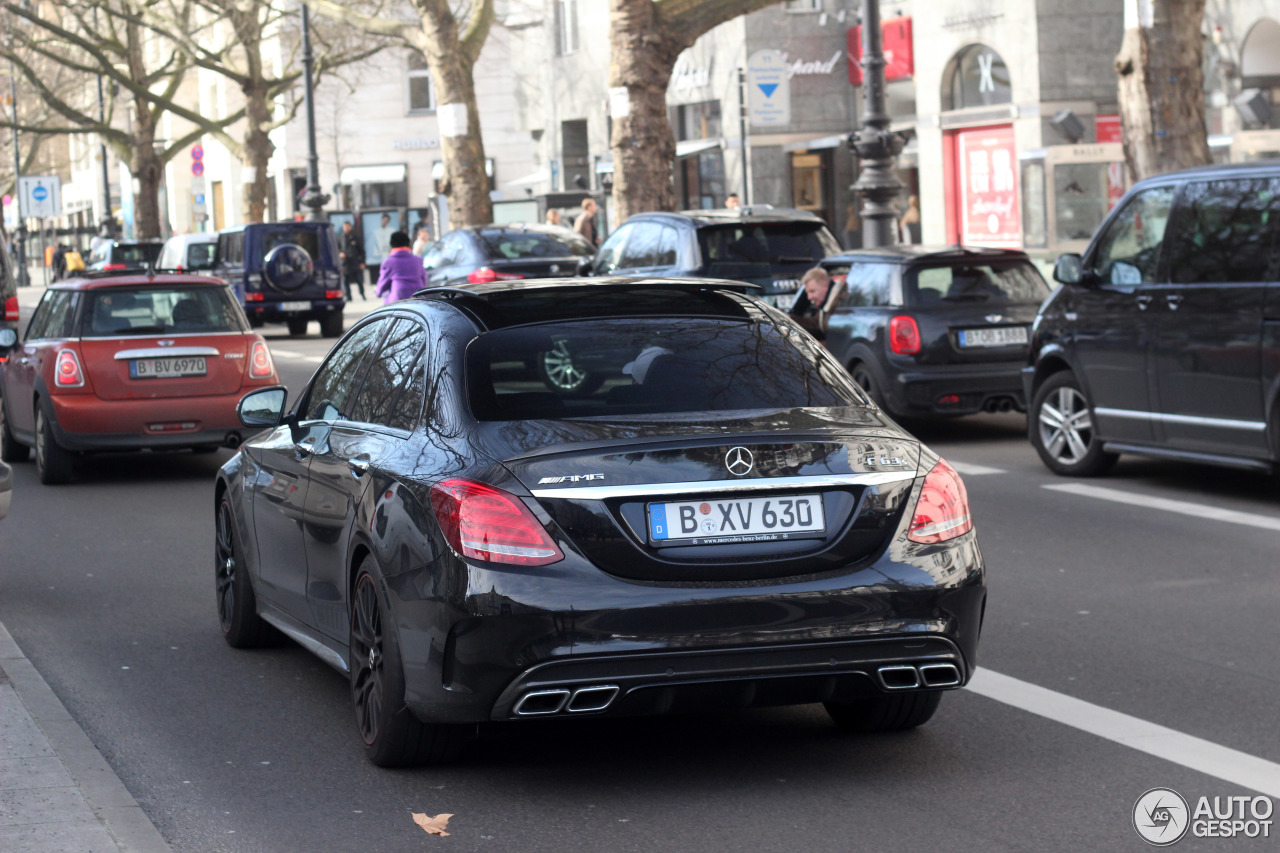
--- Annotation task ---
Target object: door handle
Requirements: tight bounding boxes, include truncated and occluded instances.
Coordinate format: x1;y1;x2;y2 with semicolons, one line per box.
1135;294;1153;310
295;436;317;457
1165;294;1183;311
348;455;371;477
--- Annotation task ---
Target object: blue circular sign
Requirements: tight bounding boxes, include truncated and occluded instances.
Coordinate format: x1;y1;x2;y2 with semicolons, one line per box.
32;186;48;202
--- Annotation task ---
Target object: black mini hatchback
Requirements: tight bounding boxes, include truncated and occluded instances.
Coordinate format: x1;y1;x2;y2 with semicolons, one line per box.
215;278;986;765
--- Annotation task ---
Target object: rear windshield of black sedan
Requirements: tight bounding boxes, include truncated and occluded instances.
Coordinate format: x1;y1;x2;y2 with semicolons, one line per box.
81;287;245;337
905;262;1049;306
467;318;863;420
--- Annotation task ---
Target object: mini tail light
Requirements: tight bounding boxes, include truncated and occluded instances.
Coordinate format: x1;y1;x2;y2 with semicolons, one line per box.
245;292;264;302
248;341;274;378
54;348;85;387
889;315;922;355
466;267;525;284
429;479;564;567
103;263;127;271
907;459;973;544
5;295;19;322
324;290;344;300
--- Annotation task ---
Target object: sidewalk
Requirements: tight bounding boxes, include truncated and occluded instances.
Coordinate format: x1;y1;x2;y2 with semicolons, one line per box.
0;620;171;853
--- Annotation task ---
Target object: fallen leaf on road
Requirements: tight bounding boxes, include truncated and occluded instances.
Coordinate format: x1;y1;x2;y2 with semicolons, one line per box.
412;812;453;836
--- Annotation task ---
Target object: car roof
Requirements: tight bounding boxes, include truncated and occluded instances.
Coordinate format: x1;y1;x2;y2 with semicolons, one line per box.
629;206;828;226
49;274;228;290
217;220;332;234
822;245;1032;263
1133;159;1280;186
460;223;583;236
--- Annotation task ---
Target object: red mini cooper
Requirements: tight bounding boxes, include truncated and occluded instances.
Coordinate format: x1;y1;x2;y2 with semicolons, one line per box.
0;274;278;484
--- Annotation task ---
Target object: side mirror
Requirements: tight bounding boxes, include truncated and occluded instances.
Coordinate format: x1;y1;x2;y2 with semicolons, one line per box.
0;328;17;351
1052;253;1084;285
238;386;289;428
575;257;593;277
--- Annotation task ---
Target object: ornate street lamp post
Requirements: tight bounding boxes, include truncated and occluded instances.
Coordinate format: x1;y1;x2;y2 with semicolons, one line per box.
849;0;903;248
298;3;329;221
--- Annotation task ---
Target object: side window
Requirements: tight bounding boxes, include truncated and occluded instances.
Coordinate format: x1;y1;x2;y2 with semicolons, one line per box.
654;226;679;267
348;318;427;431
1090;186;1174;285
617;224;661;268
842;263;894;307
594;224;633;274
303;319;388;421
422;241;444;270
26;291;74;340
1165;179;1280;284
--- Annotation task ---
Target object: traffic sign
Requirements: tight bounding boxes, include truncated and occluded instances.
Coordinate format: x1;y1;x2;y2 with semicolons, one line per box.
17;175;62;218
746;50;791;128
192;161;205;177
191;144;204;161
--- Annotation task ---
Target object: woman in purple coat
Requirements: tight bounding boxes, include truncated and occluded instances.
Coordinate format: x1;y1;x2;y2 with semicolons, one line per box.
375;231;428;303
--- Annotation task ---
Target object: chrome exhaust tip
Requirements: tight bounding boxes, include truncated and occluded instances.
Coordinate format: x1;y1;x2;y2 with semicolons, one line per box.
566;685;620;713
513;689;570;716
877;665;922;690
918;663;962;688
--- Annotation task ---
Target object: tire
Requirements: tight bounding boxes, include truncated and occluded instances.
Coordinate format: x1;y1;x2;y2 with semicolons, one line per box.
215;497;276;648
850;362;889;412
286;318;310;337
824;691;942;733
349;557;467;767
34;405;73;485
537;338;603;395
0;397;27;463
319;313;344;338
1030;371;1117;477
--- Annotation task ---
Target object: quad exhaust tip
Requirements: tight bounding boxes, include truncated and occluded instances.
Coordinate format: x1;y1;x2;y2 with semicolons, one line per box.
877;662;962;690
513;685;620;717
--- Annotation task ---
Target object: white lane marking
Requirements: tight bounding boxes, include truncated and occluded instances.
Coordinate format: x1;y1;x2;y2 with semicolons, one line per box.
948;461;1007;476
1044;483;1280;532
969;669;1280;798
268;348;306;358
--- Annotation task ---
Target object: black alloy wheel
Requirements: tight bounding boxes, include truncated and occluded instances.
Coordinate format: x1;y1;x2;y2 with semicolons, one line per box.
850;363;887;412
215;498;274;648
0;398;27;463
320;313;344;338
34;405;73;485
349;557;467;767
1030;371;1117;477
824;691;942;733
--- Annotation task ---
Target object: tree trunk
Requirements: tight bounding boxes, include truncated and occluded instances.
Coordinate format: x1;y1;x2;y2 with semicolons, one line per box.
1114;0;1211;181
433;65;492;228
130;110;162;240
608;0;680;222
241;87;274;223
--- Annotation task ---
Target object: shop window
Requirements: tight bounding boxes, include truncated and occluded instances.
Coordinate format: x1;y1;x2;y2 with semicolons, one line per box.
407;54;436;113
1020;158;1048;249
674;101;722;142
944;44;1011;111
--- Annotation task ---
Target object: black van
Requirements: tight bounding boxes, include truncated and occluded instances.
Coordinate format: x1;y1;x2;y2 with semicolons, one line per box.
1025;161;1280;477
214;221;345;337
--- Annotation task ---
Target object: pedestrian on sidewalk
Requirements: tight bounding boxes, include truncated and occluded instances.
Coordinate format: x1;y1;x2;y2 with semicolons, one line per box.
338;221;366;300
375;231;427;304
575;198;599;246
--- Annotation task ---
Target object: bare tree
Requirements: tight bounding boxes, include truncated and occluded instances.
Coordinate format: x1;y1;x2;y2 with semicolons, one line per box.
1114;0;1212;180
311;0;495;227
608;0;784;222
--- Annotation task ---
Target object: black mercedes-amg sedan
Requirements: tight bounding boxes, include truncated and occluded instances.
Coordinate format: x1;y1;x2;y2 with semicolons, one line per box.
215;278;986;766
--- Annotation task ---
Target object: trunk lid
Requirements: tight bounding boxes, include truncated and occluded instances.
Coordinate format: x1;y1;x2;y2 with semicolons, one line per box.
80;334;251;400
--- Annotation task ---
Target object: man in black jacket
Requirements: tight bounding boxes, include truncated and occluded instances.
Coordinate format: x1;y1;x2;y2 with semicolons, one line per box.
338;221;366;300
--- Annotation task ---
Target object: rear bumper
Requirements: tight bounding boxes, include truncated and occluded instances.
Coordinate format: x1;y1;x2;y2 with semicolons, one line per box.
888;361;1027;416
48;393;249;451
244;299;344;323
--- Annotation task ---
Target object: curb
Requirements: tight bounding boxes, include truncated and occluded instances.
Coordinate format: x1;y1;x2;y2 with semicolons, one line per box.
0;620;172;853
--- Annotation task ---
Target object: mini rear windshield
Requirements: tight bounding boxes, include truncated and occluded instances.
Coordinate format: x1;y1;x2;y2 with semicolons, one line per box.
905;262;1049;306
262;228;321;261
82;287;245;337
699;222;842;268
467;317;863;421
477;229;593;259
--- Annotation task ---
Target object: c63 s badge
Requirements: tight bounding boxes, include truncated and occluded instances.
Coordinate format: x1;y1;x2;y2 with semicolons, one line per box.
538;473;605;485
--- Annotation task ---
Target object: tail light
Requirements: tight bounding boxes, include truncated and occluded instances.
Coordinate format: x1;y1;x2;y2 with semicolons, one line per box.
467;267;525;284
248;341;274;379
907;460;973;544
324;290;344;300
245;292;264;302
430;479;563;567
4;295;17;322
54;348;85;387
103;263;127;271
889;315;921;355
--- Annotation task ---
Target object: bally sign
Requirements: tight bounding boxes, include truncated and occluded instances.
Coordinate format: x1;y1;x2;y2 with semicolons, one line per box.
848;16;914;86
957;124;1020;248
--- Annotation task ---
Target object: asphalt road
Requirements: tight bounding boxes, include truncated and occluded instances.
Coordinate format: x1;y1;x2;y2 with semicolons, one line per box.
2;296;1278;851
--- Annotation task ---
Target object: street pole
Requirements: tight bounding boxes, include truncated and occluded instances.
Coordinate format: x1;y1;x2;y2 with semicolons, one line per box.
737;67;750;206
93;6;113;236
849;0;903;248
8;59;28;287
298;3;329;221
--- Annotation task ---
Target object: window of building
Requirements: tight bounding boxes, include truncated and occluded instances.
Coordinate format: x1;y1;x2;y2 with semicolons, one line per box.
944;44;1011;111
785;0;821;11
556;0;579;55
408;53;436;113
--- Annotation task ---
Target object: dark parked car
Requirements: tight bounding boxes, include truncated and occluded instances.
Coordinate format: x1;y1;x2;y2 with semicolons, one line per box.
421;224;593;286
213;221;345;337
86;240;163;273
215;277;985;766
582;207;842;306
820;246;1051;418
1025;161;1280;477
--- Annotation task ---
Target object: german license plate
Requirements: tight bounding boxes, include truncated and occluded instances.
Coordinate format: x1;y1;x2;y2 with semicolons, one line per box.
280;301;310;312
130;356;207;379
958;326;1028;348
648;494;825;544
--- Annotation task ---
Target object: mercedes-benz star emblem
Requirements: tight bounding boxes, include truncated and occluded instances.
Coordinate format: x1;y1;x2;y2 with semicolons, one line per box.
984;314;1004;324
725;446;754;476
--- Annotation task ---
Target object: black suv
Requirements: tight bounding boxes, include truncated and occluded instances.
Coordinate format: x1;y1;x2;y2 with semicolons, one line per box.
214;221;345;337
582;207;842;306
1025;161;1280;477
820;247;1050;418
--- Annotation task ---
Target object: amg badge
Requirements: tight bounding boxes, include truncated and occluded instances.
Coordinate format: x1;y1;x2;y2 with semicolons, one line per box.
538;473;605;485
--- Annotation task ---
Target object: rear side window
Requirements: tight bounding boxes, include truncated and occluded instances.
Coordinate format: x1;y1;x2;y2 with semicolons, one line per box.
27;291;77;339
467;317;862;421
1166;178;1280;284
905;262;1049;306
82;287;245;337
217;233;245;266
186;242;217;270
304;319;388;421
112;244;162;266
699;222;841;267
476;229;593;259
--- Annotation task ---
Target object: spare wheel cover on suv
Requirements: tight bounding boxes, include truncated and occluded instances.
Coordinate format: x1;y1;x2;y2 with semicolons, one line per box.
263;243;314;292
